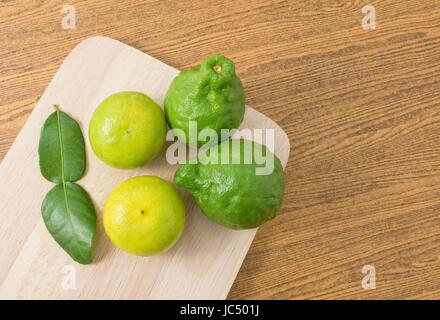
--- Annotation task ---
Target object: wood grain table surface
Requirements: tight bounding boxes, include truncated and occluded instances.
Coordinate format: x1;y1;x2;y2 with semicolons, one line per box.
1;0;440;300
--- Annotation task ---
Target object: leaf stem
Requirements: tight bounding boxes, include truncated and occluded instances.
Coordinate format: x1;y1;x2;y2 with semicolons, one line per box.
55;107;65;183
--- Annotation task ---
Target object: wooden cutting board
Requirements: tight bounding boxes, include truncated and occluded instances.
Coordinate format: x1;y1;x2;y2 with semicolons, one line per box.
0;36;289;299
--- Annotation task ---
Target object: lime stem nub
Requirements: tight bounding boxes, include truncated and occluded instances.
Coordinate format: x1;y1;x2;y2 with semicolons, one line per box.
213;64;222;74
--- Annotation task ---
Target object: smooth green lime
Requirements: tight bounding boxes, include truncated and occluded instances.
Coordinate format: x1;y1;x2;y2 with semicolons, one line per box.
89;92;167;169
174;139;285;229
165;54;245;147
103;176;186;256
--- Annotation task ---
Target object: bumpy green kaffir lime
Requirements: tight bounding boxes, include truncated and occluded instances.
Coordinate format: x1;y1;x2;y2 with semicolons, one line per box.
174;139;285;229
165;54;245;147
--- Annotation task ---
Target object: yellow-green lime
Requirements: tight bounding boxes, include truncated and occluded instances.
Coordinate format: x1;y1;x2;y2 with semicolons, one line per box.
89;91;167;169
103;176;186;256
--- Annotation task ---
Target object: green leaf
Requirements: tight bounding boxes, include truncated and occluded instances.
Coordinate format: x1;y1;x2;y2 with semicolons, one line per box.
38;105;85;183
38;105;96;264
42;182;96;264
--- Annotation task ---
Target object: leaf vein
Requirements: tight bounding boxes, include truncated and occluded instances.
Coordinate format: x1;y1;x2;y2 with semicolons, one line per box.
56;106;84;259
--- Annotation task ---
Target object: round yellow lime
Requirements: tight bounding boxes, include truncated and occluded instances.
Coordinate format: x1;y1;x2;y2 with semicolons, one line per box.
89;91;167;169
103;176;186;256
